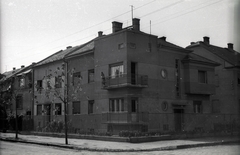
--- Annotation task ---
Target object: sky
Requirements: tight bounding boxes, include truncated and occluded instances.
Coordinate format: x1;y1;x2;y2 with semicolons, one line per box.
0;0;239;73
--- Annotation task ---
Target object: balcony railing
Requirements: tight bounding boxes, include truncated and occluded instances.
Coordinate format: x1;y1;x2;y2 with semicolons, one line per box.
102;112;149;124
102;74;148;89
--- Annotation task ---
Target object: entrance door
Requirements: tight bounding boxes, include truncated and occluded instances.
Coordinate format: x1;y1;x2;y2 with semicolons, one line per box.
131;62;137;84
174;109;184;132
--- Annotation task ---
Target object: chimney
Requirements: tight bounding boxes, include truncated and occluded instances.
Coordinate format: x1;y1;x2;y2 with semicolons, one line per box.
112;21;123;33
21;65;25;68
66;46;72;49
159;36;166;41
203;36;210;45
98;31;103;37
13;67;16;70
190;42;195;45
227;43;233;50
132;18;140;31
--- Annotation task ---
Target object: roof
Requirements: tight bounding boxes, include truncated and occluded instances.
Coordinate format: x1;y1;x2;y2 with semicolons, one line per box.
187;42;240;67
182;53;220;66
66;40;95;58
0;64;33;83
35;45;85;67
158;38;192;53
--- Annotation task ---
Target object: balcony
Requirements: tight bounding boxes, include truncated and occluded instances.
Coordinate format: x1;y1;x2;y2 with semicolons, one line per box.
102;112;149;124
102;74;148;89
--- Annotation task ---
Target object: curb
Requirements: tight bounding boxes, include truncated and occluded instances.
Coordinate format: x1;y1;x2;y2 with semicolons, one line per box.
1;137;239;152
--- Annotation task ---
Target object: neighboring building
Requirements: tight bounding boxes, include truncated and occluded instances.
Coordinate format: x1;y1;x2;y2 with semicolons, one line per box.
186;37;240;115
32;46;87;130
0;65;33;117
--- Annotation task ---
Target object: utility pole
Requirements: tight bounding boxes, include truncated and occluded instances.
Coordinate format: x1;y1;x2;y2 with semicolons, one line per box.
15;96;18;139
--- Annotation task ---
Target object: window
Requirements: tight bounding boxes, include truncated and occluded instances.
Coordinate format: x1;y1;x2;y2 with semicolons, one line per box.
55;76;62;88
88;100;94;114
19;78;25;88
72;72;81;86
37;80;42;89
118;43;124;49
131;99;138;112
128;43;136;49
88;69;94;83
212;100;220;113
109;98;124;112
198;70;207;83
72;101;80;114
37;105;42;115
55;103;62;115
193;101;202;113
16;95;23;109
110;63;124;78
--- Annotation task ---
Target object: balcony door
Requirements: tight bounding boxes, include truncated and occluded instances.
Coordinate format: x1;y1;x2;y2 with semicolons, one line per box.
131;62;137;84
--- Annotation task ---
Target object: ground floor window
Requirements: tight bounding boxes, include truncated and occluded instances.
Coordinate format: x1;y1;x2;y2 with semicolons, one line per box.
37;105;42;115
109;98;124;112
131;98;138;112
55;103;62;115
88;100;94;114
72;101;80;114
193;101;202;113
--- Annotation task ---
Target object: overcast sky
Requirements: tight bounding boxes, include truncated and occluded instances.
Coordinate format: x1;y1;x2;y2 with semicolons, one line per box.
1;0;239;73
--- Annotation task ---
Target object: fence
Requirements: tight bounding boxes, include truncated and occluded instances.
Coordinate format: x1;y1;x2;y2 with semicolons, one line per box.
9;113;240;136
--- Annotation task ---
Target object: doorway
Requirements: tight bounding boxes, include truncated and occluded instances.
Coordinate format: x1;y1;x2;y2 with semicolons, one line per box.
174;109;184;132
131;62;137;84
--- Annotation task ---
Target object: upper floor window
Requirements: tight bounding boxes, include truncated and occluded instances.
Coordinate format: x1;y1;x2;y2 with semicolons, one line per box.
88;69;94;83
72;72;81;86
110;63;124;78
19;77;25;88
128;43;136;49
37;80;42;89
118;43;124;49
55;76;62;88
198;70;207;83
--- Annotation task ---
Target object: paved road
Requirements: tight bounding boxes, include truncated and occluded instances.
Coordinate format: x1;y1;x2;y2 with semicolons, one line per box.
1;141;240;155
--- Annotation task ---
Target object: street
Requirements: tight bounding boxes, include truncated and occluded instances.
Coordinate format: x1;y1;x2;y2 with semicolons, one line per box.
0;141;240;155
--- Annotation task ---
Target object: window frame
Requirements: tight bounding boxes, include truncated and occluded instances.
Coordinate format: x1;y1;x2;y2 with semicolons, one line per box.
193;101;202;113
54;103;62;115
109;98;124;112
198;70;207;84
109;63;124;78
88;100;94;114
72;101;81;114
37;105;42;115
72;72;81;86
88;69;94;83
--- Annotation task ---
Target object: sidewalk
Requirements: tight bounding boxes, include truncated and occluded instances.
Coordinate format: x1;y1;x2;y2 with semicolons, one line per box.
0;132;239;152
